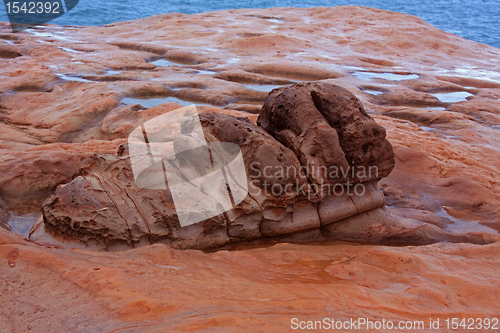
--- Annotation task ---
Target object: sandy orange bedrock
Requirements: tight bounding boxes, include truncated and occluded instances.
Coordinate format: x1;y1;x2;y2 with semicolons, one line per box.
0;5;500;332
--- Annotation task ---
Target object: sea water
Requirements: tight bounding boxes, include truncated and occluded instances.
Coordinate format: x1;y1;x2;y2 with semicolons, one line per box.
1;0;499;48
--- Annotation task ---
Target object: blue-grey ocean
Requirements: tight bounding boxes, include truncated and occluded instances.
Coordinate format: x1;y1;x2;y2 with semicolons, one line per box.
1;0;499;48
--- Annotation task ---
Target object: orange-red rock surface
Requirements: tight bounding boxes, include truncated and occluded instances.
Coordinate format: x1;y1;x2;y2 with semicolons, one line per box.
3;228;500;332
1;6;500;332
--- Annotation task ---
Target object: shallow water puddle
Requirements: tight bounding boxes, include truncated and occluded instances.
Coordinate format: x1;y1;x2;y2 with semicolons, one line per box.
4;213;40;238
196;70;217;75
25;29;74;41
242;84;287;92
122;96;212;108
418;125;459;139
104;70;121;75
419;126;434;132
431;91;473;103
57;74;94;82
57;69;122;82
24;29;53;38
226;58;241;65
152;59;179;67
437;207;496;234
342;65;368;71
362;89;384;95
353;71;419;81
81;70;123;80
438;68;500;84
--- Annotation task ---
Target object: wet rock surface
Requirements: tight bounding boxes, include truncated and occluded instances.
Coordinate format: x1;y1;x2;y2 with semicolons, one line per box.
1;6;500;332
2;228;500;332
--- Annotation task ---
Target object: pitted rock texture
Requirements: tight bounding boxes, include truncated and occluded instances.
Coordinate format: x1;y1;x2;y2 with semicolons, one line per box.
258;82;395;186
40;153;231;251
33;84;498;250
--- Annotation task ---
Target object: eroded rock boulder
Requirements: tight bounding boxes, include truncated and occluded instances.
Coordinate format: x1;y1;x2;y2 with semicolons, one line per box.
258;82;395;186
36;111;318;250
33;83;494;251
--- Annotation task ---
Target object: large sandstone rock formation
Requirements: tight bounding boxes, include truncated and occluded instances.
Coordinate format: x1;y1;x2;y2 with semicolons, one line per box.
32;83;497;250
33;83;397;250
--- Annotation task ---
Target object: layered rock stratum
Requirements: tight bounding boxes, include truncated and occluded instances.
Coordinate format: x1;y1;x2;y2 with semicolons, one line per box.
1;6;500;332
